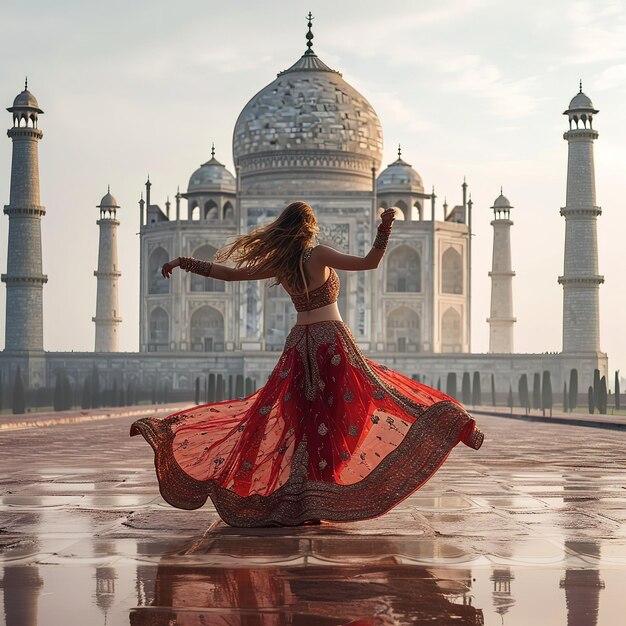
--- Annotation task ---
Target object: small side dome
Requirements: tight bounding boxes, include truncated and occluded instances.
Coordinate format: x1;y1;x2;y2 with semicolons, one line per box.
563;83;598;116
98;188;119;208
492;192;512;209
7;87;44;114
376;154;424;193
568;91;594;111
187;148;236;194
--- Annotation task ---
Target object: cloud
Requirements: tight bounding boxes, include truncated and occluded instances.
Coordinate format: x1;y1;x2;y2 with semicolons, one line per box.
564;1;626;63
593;63;626;91
435;54;545;119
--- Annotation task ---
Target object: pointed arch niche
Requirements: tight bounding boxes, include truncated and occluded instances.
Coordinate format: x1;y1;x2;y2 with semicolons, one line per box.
386;306;421;352
441;247;463;294
148;247;170;294
190;244;224;292
149;307;169;352
441;307;462;353
190;305;224;352
386;245;421;292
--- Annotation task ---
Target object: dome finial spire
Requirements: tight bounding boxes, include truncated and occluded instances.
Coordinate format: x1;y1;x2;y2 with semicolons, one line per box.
24;76;28;91
397;143;402;159
500;185;503;195
305;11;315;55
211;142;215;158
108;184;110;194
579;79;583;93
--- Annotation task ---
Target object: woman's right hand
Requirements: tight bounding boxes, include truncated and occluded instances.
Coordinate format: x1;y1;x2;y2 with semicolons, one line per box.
161;259;178;279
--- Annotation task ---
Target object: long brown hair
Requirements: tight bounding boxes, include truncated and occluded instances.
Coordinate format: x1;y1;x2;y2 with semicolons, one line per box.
215;201;319;293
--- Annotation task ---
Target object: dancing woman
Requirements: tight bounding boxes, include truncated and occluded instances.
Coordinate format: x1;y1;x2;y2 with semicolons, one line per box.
130;201;483;527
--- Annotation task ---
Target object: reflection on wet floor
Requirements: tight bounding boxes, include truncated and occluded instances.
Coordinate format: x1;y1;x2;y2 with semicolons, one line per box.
2;413;626;624
129;562;483;625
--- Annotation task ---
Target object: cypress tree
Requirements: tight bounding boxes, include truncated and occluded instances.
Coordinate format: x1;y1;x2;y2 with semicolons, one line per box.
568;369;578;412
12;366;25;415
507;384;514;414
228;375;234;400
563;381;569;413
53;370;63;412
599;376;608;414
593;368;601;412
541;370;553;417
195;377;200;405
472;372;482;406
208;373;216;402
518;374;530;414
532;373;541;411
81;375;91;409
245;376;253;396
437;376;441;391
62;371;72;410
216;374;224;402
235;374;244;399
461;372;471;404
587;386;594;414
491;373;496;406
615;371;620;411
446;373;457;400
91;364;100;409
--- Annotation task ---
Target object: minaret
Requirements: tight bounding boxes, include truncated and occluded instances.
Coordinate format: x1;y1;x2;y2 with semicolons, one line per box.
93;188;122;352
487;189;516;353
2;80;48;352
558;83;603;354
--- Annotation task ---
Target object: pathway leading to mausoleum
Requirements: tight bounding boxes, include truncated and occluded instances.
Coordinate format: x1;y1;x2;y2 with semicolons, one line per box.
1;405;625;625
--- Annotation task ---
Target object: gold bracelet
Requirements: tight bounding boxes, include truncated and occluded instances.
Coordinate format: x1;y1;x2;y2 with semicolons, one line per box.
179;257;213;276
373;227;392;250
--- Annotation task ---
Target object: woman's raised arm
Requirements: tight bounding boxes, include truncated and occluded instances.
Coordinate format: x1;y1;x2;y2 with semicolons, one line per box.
312;207;396;272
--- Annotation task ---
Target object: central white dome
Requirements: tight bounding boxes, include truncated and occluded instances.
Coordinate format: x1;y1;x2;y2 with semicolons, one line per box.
232;49;383;193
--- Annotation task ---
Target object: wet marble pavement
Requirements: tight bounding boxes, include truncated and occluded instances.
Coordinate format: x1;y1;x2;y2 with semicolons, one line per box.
1;408;625;625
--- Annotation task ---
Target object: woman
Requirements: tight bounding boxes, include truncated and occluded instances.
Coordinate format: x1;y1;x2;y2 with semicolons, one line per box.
130;201;483;527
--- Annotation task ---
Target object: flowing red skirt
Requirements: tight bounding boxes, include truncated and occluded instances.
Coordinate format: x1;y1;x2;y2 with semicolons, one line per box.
130;320;483;527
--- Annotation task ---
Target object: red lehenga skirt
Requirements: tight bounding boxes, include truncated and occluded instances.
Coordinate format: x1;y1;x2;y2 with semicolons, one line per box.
130;320;483;527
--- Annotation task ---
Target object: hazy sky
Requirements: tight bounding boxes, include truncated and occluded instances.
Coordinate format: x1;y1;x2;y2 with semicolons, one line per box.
0;0;624;379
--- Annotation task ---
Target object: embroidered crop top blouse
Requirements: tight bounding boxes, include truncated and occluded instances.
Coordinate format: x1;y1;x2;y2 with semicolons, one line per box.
289;246;340;313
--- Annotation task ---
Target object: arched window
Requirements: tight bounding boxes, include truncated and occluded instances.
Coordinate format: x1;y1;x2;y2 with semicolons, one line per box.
395;200;408;220
149;307;169;351
413;201;422;220
189;244;224;292
441;307;462;353
442;247;463;294
386;306;420;352
189;203;200;221
223;202;234;221
386;245;420;292
204;200;218;220
148;247;169;294
190;306;224;352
